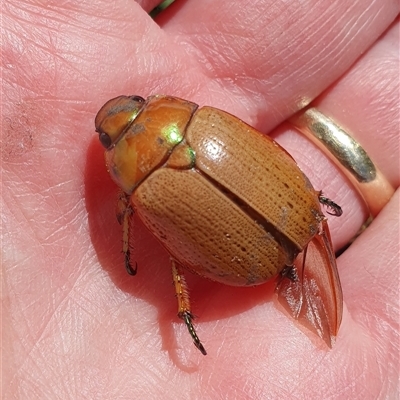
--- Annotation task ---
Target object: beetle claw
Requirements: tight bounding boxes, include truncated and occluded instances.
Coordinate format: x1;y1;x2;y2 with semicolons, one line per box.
318;193;343;217
280;265;298;282
125;250;137;276
180;311;207;355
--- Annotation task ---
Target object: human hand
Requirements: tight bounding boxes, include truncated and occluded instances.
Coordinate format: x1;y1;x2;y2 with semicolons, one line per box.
2;1;399;398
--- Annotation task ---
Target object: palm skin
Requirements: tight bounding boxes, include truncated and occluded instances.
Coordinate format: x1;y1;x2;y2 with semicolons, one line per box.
2;1;399;398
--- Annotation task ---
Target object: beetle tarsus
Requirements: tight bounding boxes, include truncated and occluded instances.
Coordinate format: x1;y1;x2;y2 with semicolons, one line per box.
172;261;207;355
125;250;137;276
180;311;207;355
280;265;298;282
318;193;343;217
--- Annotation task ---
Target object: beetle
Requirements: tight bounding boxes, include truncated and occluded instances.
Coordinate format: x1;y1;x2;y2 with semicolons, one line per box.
95;94;343;355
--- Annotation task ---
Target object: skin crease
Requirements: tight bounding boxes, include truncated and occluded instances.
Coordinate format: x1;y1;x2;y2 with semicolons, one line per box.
2;0;399;398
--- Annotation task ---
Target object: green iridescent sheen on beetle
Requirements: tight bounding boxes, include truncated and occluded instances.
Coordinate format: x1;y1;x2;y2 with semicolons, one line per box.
162;123;184;145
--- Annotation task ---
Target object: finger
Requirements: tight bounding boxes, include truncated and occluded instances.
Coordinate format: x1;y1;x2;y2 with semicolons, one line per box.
136;0;163;13
270;19;399;250
158;0;399;128
336;189;399;395
340;189;399;314
311;19;399;187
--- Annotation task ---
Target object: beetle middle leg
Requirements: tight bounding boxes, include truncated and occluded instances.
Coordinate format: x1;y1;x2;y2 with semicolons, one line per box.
171;260;207;355
116;191;137;276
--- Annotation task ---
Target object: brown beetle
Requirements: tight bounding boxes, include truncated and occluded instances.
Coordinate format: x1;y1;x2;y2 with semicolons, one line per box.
95;95;343;355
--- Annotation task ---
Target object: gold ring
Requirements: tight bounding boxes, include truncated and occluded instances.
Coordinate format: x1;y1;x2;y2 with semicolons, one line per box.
289;107;394;217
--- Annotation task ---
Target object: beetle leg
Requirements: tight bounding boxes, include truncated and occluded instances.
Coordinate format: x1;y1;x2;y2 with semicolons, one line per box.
276;249;307;320
116;191;137;276
279;265;299;283
171;260;207;355
318;191;343;217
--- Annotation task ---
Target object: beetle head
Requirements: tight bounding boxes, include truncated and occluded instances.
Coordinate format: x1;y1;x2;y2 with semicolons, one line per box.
95;95;145;149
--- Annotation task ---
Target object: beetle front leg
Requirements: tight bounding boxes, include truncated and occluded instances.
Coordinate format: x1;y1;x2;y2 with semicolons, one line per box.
171;260;207;355
116;191;137;276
